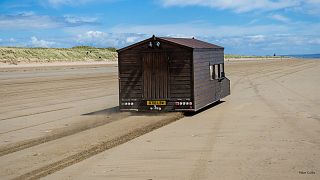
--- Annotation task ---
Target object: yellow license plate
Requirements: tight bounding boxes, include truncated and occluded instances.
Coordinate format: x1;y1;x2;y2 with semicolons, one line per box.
147;101;166;106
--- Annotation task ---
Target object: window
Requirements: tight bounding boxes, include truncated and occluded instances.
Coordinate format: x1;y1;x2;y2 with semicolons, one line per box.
210;63;225;80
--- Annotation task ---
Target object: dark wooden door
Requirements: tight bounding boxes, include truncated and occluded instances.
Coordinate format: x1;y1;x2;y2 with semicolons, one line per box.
142;52;168;99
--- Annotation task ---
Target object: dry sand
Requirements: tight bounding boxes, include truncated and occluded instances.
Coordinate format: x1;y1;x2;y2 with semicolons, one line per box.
0;63;182;180
0;61;117;68
0;59;319;179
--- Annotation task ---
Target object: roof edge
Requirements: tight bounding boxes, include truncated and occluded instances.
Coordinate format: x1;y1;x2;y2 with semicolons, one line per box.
116;37;153;52
117;36;224;52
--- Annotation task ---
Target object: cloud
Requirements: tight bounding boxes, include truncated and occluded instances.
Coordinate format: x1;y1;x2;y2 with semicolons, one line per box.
0;38;25;47
63;15;98;25
30;36;55;47
76;31;118;47
218;33;320;55
302;0;320;14
111;22;289;38
160;0;320;14
79;30;107;39
269;14;290;22
9;38;16;42
1;31;318;55
126;36;140;43
247;35;266;43
45;0;117;7
0;12;60;29
47;0;92;7
0;12;98;30
75;31;149;47
308;38;320;44
160;0;300;13
110;21;319;55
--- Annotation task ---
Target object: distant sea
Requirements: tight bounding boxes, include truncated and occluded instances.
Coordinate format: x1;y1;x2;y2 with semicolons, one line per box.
284;54;320;59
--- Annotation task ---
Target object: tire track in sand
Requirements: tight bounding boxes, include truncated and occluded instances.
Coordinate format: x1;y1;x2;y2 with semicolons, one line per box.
0;107;127;157
247;78;320;147
12;113;184;180
189;60;317;179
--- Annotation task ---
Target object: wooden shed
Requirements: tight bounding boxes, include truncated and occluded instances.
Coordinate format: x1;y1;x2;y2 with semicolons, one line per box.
117;35;230;112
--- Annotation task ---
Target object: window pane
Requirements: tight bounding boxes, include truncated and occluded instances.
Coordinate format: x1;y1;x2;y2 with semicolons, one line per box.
209;65;214;80
220;64;224;77
215;64;219;79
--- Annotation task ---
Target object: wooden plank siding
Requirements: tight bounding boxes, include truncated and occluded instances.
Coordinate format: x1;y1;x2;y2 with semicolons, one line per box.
118;36;229;111
192;48;225;111
118;50;143;100
142;52;168;99
168;49;192;100
118;39;193;103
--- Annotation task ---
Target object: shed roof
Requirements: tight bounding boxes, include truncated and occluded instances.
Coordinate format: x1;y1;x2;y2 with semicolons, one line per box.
117;36;223;52
159;37;223;49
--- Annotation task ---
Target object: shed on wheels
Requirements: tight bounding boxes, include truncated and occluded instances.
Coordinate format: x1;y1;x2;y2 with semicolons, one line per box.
117;35;230;112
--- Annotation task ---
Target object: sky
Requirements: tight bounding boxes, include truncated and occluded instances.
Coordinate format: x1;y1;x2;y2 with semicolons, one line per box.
0;0;320;55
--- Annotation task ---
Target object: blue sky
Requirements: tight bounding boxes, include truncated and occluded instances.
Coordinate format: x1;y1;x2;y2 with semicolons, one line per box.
0;0;319;55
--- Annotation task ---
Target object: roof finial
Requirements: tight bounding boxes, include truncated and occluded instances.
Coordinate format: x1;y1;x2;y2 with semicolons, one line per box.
152;34;156;40
192;37;195;39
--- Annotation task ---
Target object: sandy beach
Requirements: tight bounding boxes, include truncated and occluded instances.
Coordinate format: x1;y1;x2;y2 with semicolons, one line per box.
0;59;319;179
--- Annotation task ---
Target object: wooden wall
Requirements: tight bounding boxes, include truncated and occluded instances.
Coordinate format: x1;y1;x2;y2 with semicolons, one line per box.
119;38;229;111
168;48;192;100
118;39;193;110
118;49;143;100
193;48;228;111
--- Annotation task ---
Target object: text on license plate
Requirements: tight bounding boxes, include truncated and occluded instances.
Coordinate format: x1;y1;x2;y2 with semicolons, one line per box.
147;101;166;105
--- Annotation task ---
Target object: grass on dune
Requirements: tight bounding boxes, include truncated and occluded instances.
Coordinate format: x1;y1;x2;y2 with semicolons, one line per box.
0;46;117;64
0;46;288;65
